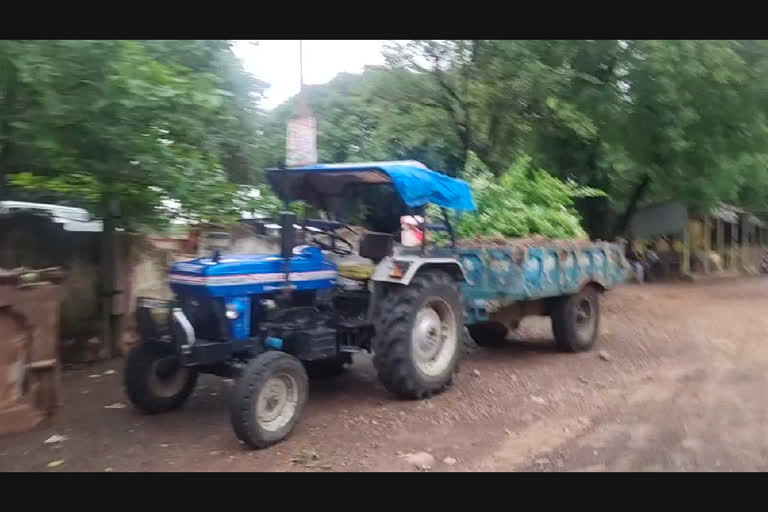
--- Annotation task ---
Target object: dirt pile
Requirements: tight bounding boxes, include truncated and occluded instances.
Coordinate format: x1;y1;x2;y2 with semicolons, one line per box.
457;235;604;250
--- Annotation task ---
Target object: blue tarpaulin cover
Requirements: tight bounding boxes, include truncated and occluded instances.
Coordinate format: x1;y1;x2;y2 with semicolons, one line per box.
267;160;476;212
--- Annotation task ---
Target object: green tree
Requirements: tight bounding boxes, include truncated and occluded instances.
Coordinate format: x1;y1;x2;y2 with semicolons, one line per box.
383;40;597;174
1;40;265;227
526;40;768;236
1;39;268;357
252;66;469;175
455;152;603;239
250;40;768;238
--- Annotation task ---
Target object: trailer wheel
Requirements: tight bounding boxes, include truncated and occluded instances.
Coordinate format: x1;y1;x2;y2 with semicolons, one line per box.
373;270;463;399
467;322;509;346
124;343;197;414
230;351;308;449
551;285;600;352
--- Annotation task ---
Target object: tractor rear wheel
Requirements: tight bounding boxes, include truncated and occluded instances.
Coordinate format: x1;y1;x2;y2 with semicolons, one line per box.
372;270;463;399
124;343;197;414
230;351;309;449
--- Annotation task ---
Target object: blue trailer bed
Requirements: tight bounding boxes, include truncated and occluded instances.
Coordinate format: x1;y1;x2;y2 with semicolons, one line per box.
451;241;628;324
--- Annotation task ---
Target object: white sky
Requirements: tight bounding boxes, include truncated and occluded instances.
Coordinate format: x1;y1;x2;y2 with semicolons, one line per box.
231;40;392;110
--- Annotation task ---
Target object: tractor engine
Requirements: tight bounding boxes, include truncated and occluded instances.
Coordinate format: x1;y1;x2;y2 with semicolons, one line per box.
139;212;375;368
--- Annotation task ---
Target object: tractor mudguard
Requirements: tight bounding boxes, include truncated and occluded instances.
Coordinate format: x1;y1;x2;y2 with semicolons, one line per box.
371;256;467;286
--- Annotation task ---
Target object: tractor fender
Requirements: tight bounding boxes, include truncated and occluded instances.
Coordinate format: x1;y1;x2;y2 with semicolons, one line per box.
372;256;467;285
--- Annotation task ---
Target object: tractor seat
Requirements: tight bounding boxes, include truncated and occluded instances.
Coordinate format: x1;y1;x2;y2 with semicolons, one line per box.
337;263;377;281
335;232;394;281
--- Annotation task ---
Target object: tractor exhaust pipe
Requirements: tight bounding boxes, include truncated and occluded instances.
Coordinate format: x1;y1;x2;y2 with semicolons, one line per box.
278;211;297;298
279;211;297;258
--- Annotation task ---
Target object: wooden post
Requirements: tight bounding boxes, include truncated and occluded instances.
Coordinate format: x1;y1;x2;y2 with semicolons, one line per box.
703;216;712;274
730;219;738;272
716;217;724;270
683;228;690;275
100;194;114;359
740;213;748;272
100;195;122;359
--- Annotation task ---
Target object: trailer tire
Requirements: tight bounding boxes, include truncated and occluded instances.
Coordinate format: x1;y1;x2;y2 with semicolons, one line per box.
468;322;509;346
373;270;463;399
230;351;308;449
551;285;600;352
124;343;197;414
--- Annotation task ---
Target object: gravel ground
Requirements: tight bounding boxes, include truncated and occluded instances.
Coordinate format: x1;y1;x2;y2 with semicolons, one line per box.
1;276;767;472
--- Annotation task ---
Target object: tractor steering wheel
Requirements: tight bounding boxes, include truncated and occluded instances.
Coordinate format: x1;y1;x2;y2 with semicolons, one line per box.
305;226;355;256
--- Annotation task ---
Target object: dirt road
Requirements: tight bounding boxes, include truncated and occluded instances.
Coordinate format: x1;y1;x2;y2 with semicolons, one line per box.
1;277;767;471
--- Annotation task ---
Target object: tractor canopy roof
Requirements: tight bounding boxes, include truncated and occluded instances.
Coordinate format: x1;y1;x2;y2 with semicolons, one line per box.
266;160;476;213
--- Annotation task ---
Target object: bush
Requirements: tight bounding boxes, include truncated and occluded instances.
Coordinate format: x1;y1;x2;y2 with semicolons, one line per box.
454;153;604;240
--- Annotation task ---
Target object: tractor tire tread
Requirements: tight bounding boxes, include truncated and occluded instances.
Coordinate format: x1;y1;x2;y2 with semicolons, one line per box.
372;270;463;400
230;351;308;449
124;343;197;414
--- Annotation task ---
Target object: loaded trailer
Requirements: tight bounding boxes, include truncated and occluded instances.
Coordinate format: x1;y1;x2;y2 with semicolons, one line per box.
124;161;628;448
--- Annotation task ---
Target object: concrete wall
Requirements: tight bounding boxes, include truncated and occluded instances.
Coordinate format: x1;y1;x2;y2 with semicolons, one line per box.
229;225;280;255
630;201;689;239
126;235;176;306
196;224;280;257
148;237;186;253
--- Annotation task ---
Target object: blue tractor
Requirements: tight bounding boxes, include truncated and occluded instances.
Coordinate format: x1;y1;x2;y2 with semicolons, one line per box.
124;160;627;449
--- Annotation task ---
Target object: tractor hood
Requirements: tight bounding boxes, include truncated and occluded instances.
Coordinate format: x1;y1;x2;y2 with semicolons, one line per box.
168;246;337;297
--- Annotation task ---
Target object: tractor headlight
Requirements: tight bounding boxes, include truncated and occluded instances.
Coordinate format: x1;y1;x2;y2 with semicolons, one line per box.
225;303;240;320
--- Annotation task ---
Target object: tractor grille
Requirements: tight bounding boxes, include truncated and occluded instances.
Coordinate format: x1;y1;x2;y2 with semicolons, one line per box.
177;296;229;341
135;297;172;341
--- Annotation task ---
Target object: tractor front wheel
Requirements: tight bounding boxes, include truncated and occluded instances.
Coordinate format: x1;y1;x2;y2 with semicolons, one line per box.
230;352;309;449
124;343;198;414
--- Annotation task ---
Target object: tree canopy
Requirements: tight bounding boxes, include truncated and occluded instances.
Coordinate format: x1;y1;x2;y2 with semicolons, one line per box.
1;40;267;229
4;40;768;239
252;40;768;238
